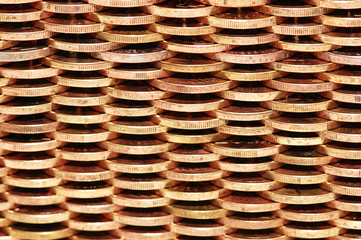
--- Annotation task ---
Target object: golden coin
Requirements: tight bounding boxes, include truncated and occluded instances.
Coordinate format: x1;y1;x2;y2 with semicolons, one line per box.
165;201;227;219
209;102;279;121
42;51;115;71
48;34;123;52
52;71;119;88
113;190;172;208
219;212;285;230
322;85;361;104
214;191;281;213
85;8;161;25
279;222;343;238
218;82;286;102
217;121;274;136
161;182;225;201
103;117;166;135
313;28;361;46
1;133;61;152
142;0;225;18
99;135;177;155
214;157;279;173
1;114;60;134
212;64;286;81
160;163;223;182
320;123;361;143
263;113;340;132
93;44;176;63
56;181;113;198
318;103;361;122
4;170;61;188
66;197;118;214
254;0;329;17
269;17;335;35
160;36;232;54
315;9;361;27
6;187;64;206
215;172;285;192
317;66;361;85
3;151;58;170
49;142;118;161
205;45;291;64
86;0;165;7
202;8;277;29
93;26;165;44
103;63;171;80
270;36;335;52
170;219;228;237
327;195;361;212
321;177;361;196
265;52;342;73
70;231;120;240
194;0;270;7
34;0;102;14
331;213;361;229
156;129;227;144
219;229;286;240
46;106;112;124
275;146;334;166
320;159;361;178
276;204;343;222
113;173;175;191
147;18;216;36
262;165;328;184
259;185;337;204
4;205;69;224
0;44;55;62
0;22;53;41
205;136;284;158
0;4;52;22
36;14;108;34
0;60;62;79
159;144;220;163
152;94;231;112
114;208;173;226
265;73;340;93
97;100;158;117
121;226;175;240
316;47;361;65
105;154;170;174
153;111;224;130
261;131;325;146
318;142;361;159
68;214;121;231
52;88;109;107
206;29;280;46
8;223;75;239
52;161;115;181
0;97;52;115
157;54;232;73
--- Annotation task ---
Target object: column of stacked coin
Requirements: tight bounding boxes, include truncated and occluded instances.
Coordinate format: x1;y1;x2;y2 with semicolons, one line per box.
310;1;361;238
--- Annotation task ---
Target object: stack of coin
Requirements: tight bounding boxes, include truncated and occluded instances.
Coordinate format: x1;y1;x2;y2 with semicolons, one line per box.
1;0;361;239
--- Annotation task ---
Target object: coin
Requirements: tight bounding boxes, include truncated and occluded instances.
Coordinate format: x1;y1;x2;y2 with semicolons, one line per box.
147;18;217;36
264;73;340;93
46;106;112;124
36;14;108;34
261;131;325;146
0;97;52;115
56;181;113;198
315;9;361;27
112;190;172;208
259;185;337;204
53;71;119;88
331;213;361;229
102;63;172;80
214;157;279;172
48;34;123;52
93;25;165;44
52;88;109;106
269;17;335;35
201;8;278;29
212;64;286;81
165;201;227;219
85;8;161;25
270;35;335;52
156;129;227;144
104;154;170;174
160;163;223;181
313;28;361;46
103;117;166;135
315;47;361;65
114;207;173;226
0;60;62;79
205;136;284;158
159;144;220;163
263;113;340;132
280;222;343;238
4;170;61;188
327;195;361;212
157;54;232;73
97;100;158;117
0;4;52;22
1;133;61;152
219;229;286;240
277;204;343;222
92;44;176;63
265;52;342;73
142;0;225;18
217;121;274;136
70;231;120;240
121;226;175;240
68;214;122;231
8;223;75;239
113;173;175;190
0;44;55;62
34;0;103;14
323;177;361;196
160;36;232;54
320;159;361;178
1;114;60;134
0;22;54;41
2;151;59;170
318;103;361;122
219;212;285;229
206;29;280;46
194;0;270;7
85;0;165;7
170;219;229;237
66;197;119;214
320;123;361;143
318;142;361;159
6;187;64;206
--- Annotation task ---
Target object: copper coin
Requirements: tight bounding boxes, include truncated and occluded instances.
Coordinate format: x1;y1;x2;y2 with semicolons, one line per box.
97;100;158;117
121;226;175;240
322;177;361;196
2;151;58;170
70;231;120;240
165;201;227;219
52;71;119;88
312;0;361;9
194;0;270;7
68;214;121;231
280;222;343;238
219;212;285;230
270;35;335;52
0;4;52;22
320;123;361;143
4;169;61;188
9;223;75;239
46;106;112;124
113;173;174;191
313;28;361;46
52;87;109;107
170;219;228;237
217;121;274;136
315;9;361;27
103;116;166;135
1;114;60;134
157;129;227;144
160;163;222;181
327;195;361;212
0;97;52;115
214;157;279;172
318;142;361;159
315;47;361;65
114;207;173;226
159;144;220;163
86;0;165;7
7;187;64;206
0;60;62;79
34;0;102;14
219;229;285;240
331;213;361;229
112;190;172;208
0;22;53;41
56;181;113;198
1;133;61;152
321;159;361;178
0;44;55;62
261;131;325;146
102;63;172;80
269;17;335;35
318;103;361;122
161;182;224;201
